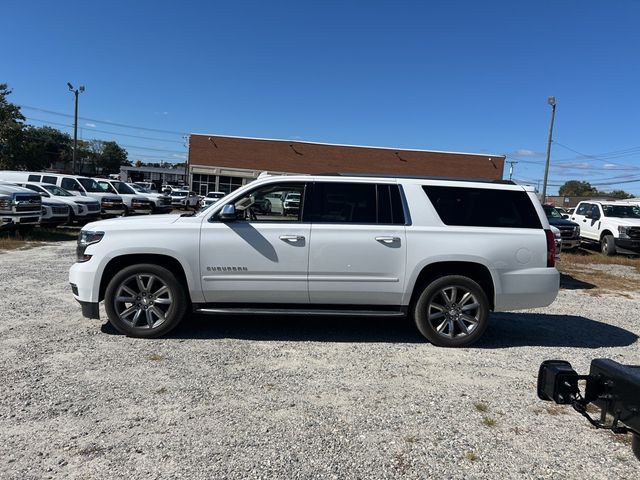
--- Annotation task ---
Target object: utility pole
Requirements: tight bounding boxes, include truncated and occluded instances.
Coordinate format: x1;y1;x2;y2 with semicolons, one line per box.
507;160;518;181
541;96;556;203
67;83;85;175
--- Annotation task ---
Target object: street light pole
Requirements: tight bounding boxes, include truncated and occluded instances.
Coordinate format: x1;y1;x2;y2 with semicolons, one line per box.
67;82;85;175
541;96;556;203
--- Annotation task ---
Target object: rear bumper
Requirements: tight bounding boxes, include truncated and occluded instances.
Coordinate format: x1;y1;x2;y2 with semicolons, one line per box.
494;267;559;311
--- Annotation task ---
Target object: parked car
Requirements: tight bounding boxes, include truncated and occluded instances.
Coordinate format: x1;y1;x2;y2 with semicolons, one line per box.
12;182;101;223
134;181;158;193
542;205;580;251
96;180;153;216
0;171;125;217
282;191;301;216
127;183;173;213
550;225;562;261
571;201;640;255
170;190;200;209
0;182;42;231
202;191;226;208
70;174;559;347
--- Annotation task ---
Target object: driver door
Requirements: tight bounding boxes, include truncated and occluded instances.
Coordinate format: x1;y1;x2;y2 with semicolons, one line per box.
199;181;311;304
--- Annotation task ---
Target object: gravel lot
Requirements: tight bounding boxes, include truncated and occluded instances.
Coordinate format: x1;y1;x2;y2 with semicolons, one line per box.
1;241;639;479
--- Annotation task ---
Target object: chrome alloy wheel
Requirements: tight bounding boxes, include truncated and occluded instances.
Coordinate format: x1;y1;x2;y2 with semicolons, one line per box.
113;273;173;329
427;286;481;339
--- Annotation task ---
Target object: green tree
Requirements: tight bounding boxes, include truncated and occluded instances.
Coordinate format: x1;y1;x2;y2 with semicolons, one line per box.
558;180;599;196
15;125;72;171
0;83;26;169
98;141;128;174
607;189;634;199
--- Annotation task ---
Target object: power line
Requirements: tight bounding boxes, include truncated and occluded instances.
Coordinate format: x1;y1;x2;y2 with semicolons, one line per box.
18;104;189;136
26;117;185;144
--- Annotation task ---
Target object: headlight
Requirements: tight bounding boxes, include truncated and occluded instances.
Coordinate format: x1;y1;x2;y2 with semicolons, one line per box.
78;205;85;213
575;225;580;235
618;226;630;238
0;197;11;210
76;230;104;262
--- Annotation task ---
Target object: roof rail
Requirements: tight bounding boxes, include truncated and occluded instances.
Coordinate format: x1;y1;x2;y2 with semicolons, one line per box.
314;172;514;184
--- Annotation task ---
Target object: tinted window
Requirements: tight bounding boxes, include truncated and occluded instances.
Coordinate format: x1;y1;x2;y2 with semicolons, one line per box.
423;186;542;229
42;176;57;184
28;174;41;181
61;178;81;192
376;184;406;225
305;183;377;223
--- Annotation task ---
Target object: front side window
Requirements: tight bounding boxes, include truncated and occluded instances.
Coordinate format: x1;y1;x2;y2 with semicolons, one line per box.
423;185;542;229
225;183;306;222
61;178;82;192
575;203;591;216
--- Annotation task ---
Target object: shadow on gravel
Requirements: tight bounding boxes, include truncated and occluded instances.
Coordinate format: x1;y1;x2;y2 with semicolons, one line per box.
101;311;637;348
101;314;425;343
560;273;596;290
476;312;638;349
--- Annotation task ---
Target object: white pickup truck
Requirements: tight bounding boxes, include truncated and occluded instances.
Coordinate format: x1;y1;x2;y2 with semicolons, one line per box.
571;200;640;255
0;183;42;230
70;174;559;347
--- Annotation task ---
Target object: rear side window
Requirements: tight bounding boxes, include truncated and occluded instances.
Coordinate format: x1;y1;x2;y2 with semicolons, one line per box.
61;178;81;192
42;176;57;184
28;174;41;181
304;182;405;224
423;185;542;229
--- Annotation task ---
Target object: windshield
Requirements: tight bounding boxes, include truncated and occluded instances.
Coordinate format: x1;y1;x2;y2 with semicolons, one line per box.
129;183;150;193
602;204;640;218
111;181;136;195
78;178;105;193
41;184;74;197
207;192;224;199
542;205;563;219
97;181;117;194
173;191;187;197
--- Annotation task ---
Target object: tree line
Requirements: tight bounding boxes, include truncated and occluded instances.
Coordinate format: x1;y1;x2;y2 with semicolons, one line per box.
557;180;633;199
0;83;129;175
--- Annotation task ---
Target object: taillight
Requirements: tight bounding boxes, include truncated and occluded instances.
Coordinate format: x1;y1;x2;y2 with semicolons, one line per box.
545;229;556;267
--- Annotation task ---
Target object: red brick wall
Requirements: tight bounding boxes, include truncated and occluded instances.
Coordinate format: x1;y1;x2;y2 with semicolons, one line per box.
189;135;505;180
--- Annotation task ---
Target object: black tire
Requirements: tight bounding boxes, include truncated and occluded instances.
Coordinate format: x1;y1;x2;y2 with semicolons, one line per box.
601;234;616;256
412;275;489;347
104;263;188;338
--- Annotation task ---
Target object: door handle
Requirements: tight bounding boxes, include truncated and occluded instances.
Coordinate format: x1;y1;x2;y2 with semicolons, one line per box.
279;235;305;242
375;236;400;244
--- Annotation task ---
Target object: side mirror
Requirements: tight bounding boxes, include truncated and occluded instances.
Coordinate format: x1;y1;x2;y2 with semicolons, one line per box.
562;214;569;219
218;204;236;221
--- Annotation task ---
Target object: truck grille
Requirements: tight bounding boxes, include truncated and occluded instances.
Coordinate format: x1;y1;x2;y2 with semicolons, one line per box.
557;225;578;239
51;205;70;215
627;227;640;239
85;203;100;212
13;194;42;213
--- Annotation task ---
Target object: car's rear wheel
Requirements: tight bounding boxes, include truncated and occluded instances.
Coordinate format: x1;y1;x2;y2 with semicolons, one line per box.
104;264;187;338
413;275;489;347
601;234;616;256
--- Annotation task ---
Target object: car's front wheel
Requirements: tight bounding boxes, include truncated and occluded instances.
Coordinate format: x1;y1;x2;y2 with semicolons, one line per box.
601;234;616;256
104;264;188;338
412;275;489;347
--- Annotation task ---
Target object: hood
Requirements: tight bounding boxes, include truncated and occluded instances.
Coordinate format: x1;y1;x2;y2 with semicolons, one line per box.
73;198;100;205
548;217;578;227
41;197;67;206
83;213;183;230
610;218;640;227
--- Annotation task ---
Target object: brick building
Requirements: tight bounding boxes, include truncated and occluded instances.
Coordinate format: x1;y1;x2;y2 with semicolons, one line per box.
187;134;505;196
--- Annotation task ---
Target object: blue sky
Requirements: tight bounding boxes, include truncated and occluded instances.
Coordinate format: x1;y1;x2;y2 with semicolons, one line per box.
3;0;640;194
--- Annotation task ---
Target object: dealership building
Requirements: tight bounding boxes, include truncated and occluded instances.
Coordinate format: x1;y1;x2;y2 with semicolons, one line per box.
186;134;506;195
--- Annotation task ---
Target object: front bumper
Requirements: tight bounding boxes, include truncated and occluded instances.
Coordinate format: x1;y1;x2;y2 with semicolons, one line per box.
560;238;580;249
615;238;640;253
75;297;100;319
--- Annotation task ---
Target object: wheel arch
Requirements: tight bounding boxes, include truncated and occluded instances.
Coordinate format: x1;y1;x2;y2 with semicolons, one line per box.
408;261;496;311
600;229;614;240
99;254;190;302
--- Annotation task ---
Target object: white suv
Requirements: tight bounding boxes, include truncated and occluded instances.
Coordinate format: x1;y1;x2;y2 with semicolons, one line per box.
69;174;559;347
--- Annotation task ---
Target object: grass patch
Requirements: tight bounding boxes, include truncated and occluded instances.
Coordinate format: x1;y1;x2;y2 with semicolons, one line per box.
559;250;640;293
0;228;78;251
482;416;497;427
465;451;479;462
474;402;489;413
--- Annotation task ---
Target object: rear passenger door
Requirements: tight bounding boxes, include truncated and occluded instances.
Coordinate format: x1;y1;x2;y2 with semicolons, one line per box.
305;182;407;305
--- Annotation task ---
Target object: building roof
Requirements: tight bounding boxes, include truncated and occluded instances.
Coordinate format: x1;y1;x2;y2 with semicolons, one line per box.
188;134;505;181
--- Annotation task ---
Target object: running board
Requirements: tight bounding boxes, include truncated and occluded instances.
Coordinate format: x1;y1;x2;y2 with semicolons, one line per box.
194;307;407;317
